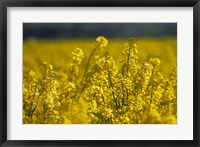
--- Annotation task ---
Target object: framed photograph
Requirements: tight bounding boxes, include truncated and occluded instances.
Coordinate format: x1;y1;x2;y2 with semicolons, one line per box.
0;0;199;146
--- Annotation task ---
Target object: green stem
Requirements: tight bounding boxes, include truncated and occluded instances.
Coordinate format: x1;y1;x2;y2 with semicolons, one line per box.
108;68;119;109
127;46;131;73
81;47;97;87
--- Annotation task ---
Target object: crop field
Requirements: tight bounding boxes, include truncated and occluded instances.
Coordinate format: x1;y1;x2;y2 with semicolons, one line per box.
23;36;177;124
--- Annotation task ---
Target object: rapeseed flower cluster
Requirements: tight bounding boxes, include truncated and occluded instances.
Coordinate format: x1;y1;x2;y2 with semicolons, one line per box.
23;36;177;124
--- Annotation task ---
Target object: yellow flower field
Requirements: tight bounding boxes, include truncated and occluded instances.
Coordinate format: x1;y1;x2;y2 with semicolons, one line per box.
23;36;177;124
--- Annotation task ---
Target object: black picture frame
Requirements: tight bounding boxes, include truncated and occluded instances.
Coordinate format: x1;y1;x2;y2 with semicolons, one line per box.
0;0;199;146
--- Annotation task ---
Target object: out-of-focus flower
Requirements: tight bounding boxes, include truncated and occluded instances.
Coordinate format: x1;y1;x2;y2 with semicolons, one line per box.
96;36;108;48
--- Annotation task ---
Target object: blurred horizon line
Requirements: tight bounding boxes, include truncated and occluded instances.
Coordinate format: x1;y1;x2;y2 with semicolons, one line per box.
23;23;177;39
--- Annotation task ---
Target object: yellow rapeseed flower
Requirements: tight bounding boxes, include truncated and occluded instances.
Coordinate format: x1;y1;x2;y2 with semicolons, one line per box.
149;58;161;66
96;36;108;48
